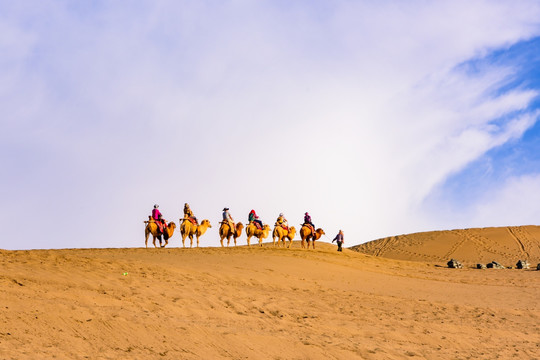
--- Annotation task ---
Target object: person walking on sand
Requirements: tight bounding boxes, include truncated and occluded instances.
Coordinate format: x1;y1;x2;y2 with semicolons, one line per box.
332;230;344;252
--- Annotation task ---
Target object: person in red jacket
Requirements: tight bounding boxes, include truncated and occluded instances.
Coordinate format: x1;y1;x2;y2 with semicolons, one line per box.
248;209;264;229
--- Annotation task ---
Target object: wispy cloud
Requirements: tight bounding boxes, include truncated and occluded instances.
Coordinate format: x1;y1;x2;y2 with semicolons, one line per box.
1;1;540;249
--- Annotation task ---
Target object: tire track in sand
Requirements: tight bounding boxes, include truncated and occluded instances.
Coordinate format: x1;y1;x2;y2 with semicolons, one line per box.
443;230;469;259
445;230;519;260
506;227;531;259
374;236;398;257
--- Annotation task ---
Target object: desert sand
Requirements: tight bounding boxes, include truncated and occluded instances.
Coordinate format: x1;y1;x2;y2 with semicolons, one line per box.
1;238;539;359
352;225;540;265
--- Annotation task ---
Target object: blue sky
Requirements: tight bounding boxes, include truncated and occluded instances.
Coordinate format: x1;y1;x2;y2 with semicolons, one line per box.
2;1;540;250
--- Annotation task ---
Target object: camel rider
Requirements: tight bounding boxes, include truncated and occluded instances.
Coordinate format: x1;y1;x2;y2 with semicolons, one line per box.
332;230;344;252
152;204;167;233
248;209;264;229
304;212;315;233
183;203;198;225
276;213;288;230
157;214;167;233
222;207;235;231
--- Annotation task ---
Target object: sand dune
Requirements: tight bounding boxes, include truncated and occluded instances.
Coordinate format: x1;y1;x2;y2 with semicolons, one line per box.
351;225;540;266
1;241;539;359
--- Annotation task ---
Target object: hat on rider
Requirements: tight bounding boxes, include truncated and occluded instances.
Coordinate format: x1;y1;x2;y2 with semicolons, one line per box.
223;207;229;211
154;204;159;208
279;213;284;217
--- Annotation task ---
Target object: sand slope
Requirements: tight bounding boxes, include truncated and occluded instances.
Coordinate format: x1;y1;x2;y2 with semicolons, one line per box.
1;242;539;359
351;225;540;265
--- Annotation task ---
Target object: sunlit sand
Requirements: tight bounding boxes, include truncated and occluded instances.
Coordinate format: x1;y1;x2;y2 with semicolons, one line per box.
1;230;539;359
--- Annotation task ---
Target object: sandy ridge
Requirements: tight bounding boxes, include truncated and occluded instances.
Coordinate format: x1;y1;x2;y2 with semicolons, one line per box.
352;225;540;265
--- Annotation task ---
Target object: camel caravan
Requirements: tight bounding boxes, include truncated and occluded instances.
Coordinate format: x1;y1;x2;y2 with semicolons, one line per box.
144;204;326;250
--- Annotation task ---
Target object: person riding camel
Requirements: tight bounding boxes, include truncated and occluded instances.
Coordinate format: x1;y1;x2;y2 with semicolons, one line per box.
248;210;264;229
303;212;315;234
222;207;235;231
152;204;167;233
276;213;288;230
183;203;198;225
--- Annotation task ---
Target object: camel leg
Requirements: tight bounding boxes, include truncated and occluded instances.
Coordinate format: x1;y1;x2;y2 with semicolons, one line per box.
163;233;169;248
196;235;200;248
220;236;224;247
247;236;251;247
227;235;230;247
189;234;193;248
259;237;263;247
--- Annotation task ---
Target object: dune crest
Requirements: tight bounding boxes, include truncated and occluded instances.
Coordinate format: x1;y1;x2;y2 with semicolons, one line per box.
352;225;540;264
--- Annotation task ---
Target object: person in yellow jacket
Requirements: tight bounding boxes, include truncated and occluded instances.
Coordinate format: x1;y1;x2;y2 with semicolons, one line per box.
183;203;198;224
276;213;289;230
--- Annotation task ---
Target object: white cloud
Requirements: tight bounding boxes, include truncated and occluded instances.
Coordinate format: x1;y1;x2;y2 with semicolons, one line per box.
1;1;540;249
467;174;540;227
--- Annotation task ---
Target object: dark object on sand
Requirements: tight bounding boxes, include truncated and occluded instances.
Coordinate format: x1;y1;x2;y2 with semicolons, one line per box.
447;259;463;269
486;261;505;269
476;263;486;269
537;263;540;271
515;260;529;269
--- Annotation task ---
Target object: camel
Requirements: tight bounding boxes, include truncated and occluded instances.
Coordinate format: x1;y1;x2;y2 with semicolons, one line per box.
180;218;212;248
219;222;244;247
144;217;176;248
299;225;325;249
272;225;296;248
245;223;271;247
